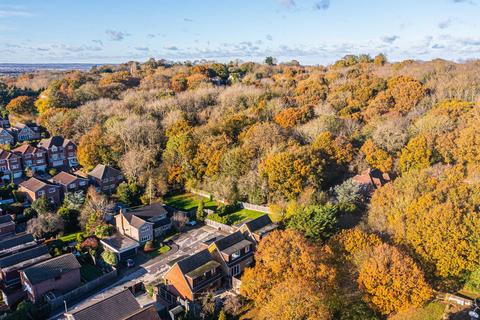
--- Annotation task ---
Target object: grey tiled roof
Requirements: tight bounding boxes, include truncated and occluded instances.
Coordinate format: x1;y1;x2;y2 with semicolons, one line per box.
88;164;122;180
65;289;141;320
177;249;215;275
243;214;276;233
128;203;168;218
22;253;81;285
0;245;50;269
0;234;35;252
212;231;247;251
0;215;13;225
101;233;139;252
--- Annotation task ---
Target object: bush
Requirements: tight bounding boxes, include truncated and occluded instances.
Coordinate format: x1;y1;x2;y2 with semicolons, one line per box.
144;240;154;252
101;250;118;266
216;203;241;216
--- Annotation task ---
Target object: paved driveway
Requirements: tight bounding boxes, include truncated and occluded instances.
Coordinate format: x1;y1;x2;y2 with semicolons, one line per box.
51;225;227;319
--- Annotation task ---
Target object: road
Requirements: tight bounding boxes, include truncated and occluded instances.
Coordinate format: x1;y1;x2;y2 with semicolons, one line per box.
49;225;227;320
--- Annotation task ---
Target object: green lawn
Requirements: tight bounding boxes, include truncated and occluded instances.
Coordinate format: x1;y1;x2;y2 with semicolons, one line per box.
225;209;265;225
389;302;446;320
165;193;217;211
166;193;267;226
147;245;171;258
80;263;104;282
59;231;83;243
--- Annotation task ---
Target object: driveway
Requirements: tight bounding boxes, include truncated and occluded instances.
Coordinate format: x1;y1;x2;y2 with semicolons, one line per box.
50;225;227;319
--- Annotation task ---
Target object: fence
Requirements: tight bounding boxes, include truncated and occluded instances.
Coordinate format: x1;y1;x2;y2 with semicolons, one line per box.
48;268;118;310
189;189;270;214
435;291;473;307
204;218;235;233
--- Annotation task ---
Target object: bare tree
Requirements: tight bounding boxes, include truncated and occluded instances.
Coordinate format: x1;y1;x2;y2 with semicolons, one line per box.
171;212;188;232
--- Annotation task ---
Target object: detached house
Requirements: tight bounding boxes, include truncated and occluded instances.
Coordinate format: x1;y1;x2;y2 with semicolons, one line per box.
12;144;47;173
11;123;41;142
38;136;78;168
88;164;123;194
208;231;253;286
19;177;62;206
51;171;88;195
116;203;172;244
20;253;81;303
164;249;222;302
0;150;23;180
0;129;14;145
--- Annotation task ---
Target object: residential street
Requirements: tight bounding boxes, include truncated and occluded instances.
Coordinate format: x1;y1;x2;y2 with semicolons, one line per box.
49;225;228;320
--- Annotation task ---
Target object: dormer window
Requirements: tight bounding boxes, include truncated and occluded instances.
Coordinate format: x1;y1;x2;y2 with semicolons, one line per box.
232;250;241;260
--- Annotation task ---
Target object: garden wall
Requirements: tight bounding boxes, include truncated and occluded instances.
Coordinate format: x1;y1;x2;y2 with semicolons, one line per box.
47;268;118;310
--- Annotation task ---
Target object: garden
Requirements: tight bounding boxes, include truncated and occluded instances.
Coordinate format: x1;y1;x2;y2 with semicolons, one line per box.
164;192;265;225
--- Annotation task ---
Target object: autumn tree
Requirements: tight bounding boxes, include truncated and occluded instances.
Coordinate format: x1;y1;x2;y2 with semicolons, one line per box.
6;96;35;116
398;135;436;173
368;165;480;278
358;244;432;315
241;230;335;320
77;125;114;171
273;105;315;130
259;145;324;200
360;139;393;172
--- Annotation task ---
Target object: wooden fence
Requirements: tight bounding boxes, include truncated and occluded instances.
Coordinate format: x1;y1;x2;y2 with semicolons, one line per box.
204;218;235;233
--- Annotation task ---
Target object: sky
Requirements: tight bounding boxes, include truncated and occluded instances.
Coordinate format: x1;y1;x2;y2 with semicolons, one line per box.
0;0;479;65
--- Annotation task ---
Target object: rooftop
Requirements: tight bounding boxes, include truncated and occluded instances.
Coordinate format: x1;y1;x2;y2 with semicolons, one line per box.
0;234;36;254
22;253;81;285
0;214;13;225
19;177;59;192
101;233;140;253
185;260;221;279
175;249;216;277
38;136;74;149
88;164;122;180
51;171;85;186
127;203;168;219
65;289;141;320
0;245;50;272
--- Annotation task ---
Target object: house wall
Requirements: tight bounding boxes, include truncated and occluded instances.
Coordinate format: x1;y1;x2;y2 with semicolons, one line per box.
23;269;81;303
165;265;194;301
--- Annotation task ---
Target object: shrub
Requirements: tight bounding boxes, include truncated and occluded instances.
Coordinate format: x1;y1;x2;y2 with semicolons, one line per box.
144;240;154;252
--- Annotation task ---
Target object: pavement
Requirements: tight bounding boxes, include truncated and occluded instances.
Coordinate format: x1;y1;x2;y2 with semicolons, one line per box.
49;225;228;320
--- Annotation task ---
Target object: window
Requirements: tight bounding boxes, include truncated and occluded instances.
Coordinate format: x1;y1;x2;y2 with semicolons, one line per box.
68;146;73;150
231;264;241;276
231;250;241;260
48;188;56;193
37;159;44;164
38;191;45;196
245;245;250;253
51;146;57;152
79;181;86;186
68;184;75;189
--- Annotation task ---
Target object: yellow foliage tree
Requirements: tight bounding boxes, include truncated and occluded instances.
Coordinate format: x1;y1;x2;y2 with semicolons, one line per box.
360;139;393;172
358;244;432;315
398;135;435;173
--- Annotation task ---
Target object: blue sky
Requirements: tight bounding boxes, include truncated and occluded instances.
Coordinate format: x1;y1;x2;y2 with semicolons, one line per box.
0;0;479;64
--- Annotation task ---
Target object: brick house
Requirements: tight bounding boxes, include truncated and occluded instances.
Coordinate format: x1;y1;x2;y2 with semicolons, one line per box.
164;249;222;302
0;215;15;238
0;245;51;307
51;171;88;195
37;136;78;168
208;231;253;286
115;211;154;244
235;214;278;245
64;289;160;320
12;144;48;173
87;164;123;194
0;129;14;145
0;150;23;180
123;203;172;238
18;177;62;206
20;253;81;303
11;123;42;142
